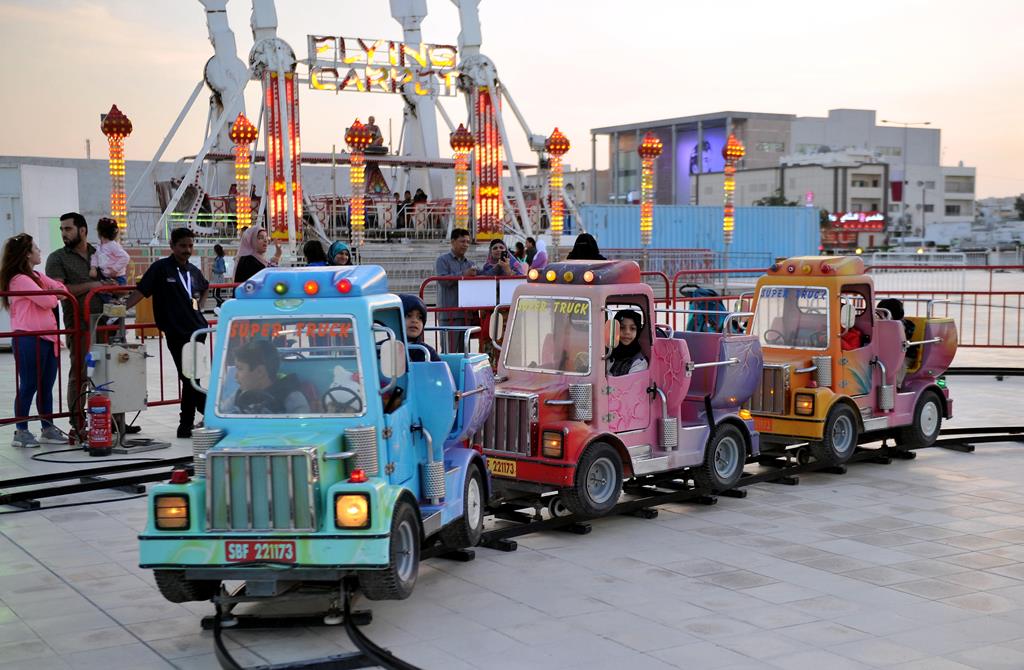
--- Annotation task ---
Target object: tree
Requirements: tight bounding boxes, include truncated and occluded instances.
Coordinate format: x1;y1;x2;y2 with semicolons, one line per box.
1015;195;1024;220
754;188;798;207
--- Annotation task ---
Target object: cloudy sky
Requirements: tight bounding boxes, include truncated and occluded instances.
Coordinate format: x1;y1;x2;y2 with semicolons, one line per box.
1;0;1021;197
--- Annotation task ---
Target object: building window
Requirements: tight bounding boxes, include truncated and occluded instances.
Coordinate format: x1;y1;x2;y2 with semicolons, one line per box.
888;204;900;212
796;143;819;154
755;142;785;153
871;179;879;187
945;204;961;215
877;146;902;156
924;180;936;189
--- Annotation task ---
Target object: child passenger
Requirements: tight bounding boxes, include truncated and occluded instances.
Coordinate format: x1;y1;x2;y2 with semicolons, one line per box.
607;310;648;376
89;217;130;285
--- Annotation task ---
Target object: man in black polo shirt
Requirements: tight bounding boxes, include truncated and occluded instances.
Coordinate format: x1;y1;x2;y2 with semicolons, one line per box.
126;228;209;438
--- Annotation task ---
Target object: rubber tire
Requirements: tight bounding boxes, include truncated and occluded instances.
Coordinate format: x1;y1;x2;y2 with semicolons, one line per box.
548;495;572;518
154;570;220;603
810;404;859;466
693;423;747;492
440;464;485;549
561;442;623;519
897;390;943;449
360;501;421;601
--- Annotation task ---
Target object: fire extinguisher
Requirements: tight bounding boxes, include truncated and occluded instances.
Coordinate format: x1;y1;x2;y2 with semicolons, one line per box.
87;385;113;457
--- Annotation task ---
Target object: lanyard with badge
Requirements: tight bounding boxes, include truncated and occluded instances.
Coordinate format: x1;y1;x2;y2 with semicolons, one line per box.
178;267;198;312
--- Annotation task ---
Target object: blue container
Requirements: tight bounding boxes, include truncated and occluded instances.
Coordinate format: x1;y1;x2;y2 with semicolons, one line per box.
579;205;820;268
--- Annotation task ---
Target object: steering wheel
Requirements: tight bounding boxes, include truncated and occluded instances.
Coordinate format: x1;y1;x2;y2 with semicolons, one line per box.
235;390;281;414
805;331;828;348
573;351;589;372
322;386;364;414
762;329;786;345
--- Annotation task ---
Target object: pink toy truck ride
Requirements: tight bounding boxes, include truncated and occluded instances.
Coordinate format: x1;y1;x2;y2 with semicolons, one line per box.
482;260;763;518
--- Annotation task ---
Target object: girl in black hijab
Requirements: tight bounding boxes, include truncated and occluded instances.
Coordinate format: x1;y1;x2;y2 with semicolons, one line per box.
567;233;606;261
607;310;647;376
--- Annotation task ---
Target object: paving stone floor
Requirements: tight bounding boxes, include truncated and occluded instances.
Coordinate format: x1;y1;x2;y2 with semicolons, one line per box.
0;348;1022;668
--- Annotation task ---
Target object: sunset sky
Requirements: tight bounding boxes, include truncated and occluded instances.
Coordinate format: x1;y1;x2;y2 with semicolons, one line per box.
1;0;1021;197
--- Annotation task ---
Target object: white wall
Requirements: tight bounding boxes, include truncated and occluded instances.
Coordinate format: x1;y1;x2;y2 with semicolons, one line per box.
20;165;79;260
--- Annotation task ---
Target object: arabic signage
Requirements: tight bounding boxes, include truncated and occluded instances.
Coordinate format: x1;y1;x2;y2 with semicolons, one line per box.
827;211;885;231
307;36;459;96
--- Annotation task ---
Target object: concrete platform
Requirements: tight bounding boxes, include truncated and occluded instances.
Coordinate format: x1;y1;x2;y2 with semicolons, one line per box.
1;350;1023;669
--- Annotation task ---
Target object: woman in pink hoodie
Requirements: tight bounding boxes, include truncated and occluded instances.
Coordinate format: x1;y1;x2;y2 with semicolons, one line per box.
1;233;67;447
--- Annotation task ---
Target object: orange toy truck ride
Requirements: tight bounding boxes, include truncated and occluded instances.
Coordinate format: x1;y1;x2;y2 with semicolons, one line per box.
746;256;957;465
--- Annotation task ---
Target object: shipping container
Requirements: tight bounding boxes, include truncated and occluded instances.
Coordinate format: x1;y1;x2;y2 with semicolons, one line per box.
579;205;820;267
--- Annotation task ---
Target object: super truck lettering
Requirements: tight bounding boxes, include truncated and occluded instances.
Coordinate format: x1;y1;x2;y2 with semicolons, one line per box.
518;299;588;315
759;287;827;300
228;321;352;340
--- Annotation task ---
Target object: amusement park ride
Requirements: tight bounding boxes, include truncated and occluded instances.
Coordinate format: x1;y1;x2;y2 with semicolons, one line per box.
129;0;556;256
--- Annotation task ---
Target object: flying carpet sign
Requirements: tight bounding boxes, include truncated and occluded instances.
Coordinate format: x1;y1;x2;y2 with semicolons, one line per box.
307;35;459;96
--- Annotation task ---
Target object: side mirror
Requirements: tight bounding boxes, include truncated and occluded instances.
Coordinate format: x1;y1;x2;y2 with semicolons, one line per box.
182;328;214;393
840;302;856;329
380;339;407;379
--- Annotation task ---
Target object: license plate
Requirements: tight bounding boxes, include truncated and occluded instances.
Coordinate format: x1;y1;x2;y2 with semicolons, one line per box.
225;540;296;563
753;417;774;432
487;457;517;478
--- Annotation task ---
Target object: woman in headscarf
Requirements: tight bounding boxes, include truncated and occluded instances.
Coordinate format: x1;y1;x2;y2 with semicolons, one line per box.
234;226;281;283
480;239;525;276
328;241;353;266
566;233;606;261
399;294;440;362
607;310;647;376
530;238;549;270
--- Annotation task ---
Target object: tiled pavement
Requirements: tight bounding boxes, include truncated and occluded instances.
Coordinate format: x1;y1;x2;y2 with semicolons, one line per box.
1;348;1023;668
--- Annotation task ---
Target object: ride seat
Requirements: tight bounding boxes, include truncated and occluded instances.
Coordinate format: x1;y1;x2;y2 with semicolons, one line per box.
872;319;905;386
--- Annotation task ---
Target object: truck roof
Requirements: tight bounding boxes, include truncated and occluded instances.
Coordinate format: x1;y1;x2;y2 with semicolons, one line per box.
766;256;865;278
237;265;389;300
527;260;641;286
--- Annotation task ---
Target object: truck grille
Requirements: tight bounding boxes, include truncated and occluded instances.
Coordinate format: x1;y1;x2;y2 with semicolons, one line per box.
207;448;319;531
748;364;789;415
482;392;537;455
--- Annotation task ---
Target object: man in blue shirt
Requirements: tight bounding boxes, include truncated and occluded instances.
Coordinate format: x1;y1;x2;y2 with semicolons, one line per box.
434;228;476;352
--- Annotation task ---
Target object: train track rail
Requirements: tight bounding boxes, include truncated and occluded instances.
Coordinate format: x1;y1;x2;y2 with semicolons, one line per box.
475;425;1024;552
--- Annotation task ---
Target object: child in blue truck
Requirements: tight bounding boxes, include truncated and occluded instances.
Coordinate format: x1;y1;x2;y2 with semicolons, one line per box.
139;265;494;602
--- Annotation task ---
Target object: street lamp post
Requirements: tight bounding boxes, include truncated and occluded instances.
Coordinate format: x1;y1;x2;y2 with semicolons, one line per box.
880;119;930;239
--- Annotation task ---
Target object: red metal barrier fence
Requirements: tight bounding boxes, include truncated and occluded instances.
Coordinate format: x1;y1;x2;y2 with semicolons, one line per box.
3;264;1021;430
0;283;233;432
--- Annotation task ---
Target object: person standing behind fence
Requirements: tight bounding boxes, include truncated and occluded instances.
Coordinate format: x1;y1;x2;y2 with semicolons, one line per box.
210;244;227;305
435;228;477;352
531;238;549;269
480;239;524;276
45;212;109;441
126;228;209;439
566;233;606;261
234;226;281;284
3;234;67;447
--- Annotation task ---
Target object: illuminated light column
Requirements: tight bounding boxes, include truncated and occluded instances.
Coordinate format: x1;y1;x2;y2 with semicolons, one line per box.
345;119;373;248
263;71;304;243
229;113;258;230
101;105;132;230
474;87;503;241
545;128;570;259
450;124;475;230
637;132;663;269
721;132;746;293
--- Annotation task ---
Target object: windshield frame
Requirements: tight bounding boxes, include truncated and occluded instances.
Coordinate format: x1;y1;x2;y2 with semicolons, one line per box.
503;294;593;376
751;285;831;351
214;313;368;419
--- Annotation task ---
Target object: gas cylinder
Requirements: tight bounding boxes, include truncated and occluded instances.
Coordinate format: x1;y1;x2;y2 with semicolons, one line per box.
87;391;113;457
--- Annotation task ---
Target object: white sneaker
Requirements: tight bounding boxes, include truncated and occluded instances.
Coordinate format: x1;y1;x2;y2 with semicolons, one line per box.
12;430;40;448
39;426;66;444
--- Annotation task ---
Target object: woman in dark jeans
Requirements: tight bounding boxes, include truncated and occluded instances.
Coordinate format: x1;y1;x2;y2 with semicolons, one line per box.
1;233;68;447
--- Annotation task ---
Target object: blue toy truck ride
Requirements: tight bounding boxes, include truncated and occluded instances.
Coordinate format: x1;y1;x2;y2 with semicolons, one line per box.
139;265;494;601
